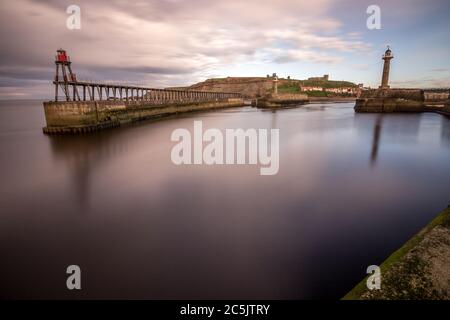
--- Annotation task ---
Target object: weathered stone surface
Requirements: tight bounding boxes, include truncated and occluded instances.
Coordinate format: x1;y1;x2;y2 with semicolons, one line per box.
43;98;244;134
344;206;450;300
359;88;424;101
395;99;425;112
354;98;383;112
382;99;396;112
256;93;309;108
43;100;128;127
355;83;430;113
355;97;425;113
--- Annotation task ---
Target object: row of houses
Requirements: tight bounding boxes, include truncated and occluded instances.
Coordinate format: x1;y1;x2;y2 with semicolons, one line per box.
300;86;360;94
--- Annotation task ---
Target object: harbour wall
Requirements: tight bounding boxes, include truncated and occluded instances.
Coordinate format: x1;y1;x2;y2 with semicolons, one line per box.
355;89;450;115
43;98;244;134
255;93;309;108
343;205;450;300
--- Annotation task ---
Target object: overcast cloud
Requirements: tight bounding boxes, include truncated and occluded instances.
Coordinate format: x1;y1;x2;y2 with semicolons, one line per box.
0;0;449;99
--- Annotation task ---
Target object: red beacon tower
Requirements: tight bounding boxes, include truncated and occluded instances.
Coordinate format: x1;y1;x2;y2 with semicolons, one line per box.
54;49;79;101
56;49;69;63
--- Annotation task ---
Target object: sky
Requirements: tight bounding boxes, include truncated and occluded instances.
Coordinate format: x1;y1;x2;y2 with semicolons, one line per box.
0;0;449;99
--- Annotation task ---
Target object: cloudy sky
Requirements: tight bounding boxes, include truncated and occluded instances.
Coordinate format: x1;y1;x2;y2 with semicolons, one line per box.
0;0;449;99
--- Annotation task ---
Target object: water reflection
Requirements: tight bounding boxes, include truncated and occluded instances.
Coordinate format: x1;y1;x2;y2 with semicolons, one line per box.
370;115;383;167
382;114;422;144
271;109;278;129
358;113;424;167
47;130;132;210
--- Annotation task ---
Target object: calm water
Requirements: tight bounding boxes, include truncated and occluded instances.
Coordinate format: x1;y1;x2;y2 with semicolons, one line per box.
0;100;449;299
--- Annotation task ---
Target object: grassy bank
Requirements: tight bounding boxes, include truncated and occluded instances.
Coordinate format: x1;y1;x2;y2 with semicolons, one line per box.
343;205;450;300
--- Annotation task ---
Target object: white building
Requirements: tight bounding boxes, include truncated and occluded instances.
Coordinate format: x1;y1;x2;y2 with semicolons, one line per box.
300;86;323;92
325;87;357;94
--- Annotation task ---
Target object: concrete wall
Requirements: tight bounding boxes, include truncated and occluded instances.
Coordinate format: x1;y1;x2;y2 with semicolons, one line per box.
43;98;244;134
354;88;430;113
43;100;127;127
270;93;308;101
359;89;424;101
355;98;425;113
256;93;309;108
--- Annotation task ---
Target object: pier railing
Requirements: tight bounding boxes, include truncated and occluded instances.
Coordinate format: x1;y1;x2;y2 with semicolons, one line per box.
53;80;241;103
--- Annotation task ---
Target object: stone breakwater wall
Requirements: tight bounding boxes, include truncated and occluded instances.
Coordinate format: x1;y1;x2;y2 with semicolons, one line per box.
354;98;425;113
343;206;450;300
356;89;450;115
43;98;244;134
355;89;425;113
359;88;424;101
255;93;309;108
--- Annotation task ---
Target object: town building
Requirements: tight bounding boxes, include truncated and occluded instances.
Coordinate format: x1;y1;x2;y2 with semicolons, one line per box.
300;86;324;92
325;87;357;94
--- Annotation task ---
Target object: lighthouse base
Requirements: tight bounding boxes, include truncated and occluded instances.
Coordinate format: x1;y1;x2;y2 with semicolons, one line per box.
355;88;425;113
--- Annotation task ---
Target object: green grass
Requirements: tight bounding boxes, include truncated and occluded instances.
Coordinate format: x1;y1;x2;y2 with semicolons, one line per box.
305;90;328;97
300;80;358;88
342;205;450;300
277;83;301;93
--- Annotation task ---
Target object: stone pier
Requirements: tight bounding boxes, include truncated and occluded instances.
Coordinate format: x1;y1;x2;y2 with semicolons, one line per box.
354;89;425;113
43;98;244;134
254;93;309;108
355;89;450;115
354;47;449;116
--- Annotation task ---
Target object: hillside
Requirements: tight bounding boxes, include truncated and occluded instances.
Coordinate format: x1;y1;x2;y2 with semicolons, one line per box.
300;79;358;88
173;77;359;98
